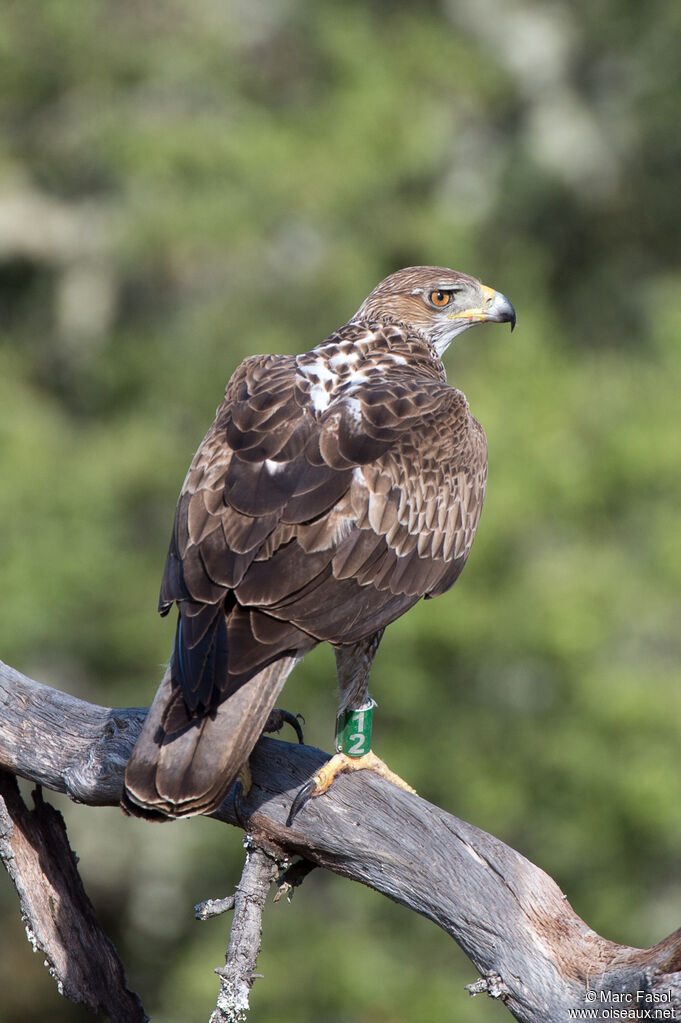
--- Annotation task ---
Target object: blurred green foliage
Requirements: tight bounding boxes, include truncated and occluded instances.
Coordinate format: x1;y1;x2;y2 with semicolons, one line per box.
1;1;680;1020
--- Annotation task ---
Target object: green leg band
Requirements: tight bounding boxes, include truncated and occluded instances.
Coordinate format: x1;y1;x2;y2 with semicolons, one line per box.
335;700;375;757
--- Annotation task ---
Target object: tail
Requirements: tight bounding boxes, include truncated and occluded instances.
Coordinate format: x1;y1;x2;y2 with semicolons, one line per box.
122;654;297;819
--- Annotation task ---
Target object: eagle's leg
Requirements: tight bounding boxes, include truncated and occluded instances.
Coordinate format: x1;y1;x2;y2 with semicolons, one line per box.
236;708;305;807
287;633;416;825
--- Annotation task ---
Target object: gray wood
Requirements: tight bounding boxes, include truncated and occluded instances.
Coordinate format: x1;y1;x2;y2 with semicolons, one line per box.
0;772;147;1021
1;657;680;1022
209;843;282;1023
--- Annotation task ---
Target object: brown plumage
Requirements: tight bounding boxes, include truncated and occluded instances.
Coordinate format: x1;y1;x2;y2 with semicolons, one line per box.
122;266;515;819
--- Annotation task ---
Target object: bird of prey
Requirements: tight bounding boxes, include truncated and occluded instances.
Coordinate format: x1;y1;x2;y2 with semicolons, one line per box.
122;266;515;822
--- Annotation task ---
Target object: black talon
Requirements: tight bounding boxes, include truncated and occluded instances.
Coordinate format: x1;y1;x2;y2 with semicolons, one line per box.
265;708;305;744
286;779;317;826
288;711;305;744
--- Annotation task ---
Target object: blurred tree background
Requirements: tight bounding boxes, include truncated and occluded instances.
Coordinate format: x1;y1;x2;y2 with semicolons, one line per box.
1;0;680;1020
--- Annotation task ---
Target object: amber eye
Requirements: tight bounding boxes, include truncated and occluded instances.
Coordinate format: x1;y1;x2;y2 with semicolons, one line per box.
429;290;452;307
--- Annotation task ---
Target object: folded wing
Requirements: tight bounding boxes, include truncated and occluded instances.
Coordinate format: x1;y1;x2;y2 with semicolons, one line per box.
160;334;487;716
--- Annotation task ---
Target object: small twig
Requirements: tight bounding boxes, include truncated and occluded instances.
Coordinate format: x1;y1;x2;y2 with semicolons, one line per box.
466;971;511;1000
209;838;283;1023
196;894;236;921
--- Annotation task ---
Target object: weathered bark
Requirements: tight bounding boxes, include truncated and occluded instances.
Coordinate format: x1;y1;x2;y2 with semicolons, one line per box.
0;772;146;1021
1;656;680;1022
208;842;283;1023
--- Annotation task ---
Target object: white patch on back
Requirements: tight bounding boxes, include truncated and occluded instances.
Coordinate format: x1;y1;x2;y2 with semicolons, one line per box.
298;355;337;412
310;386;330;411
342;397;363;424
298;332;403;413
329;350;360;370
264;458;286;474
309;359;336;384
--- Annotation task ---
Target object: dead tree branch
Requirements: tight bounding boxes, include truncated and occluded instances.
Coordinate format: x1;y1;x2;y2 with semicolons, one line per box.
208;840;283;1023
1;657;680;1022
0;771;146;1021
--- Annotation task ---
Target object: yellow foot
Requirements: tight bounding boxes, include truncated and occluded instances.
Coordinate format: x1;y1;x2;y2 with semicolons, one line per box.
286;750;416;825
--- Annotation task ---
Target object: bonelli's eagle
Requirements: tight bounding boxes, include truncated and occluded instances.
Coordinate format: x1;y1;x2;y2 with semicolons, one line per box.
123;266;515;821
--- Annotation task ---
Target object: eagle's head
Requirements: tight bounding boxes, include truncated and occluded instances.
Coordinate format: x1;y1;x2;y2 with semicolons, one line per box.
355;266;516;357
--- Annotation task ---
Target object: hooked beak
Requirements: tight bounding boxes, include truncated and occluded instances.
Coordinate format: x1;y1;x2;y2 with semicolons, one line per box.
448;284;516;331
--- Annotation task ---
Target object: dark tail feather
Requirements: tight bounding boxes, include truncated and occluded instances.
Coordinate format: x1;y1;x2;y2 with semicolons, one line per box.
122;655;297;819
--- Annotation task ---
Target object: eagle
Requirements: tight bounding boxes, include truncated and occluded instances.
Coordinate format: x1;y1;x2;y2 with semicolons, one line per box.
122;266;515;821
